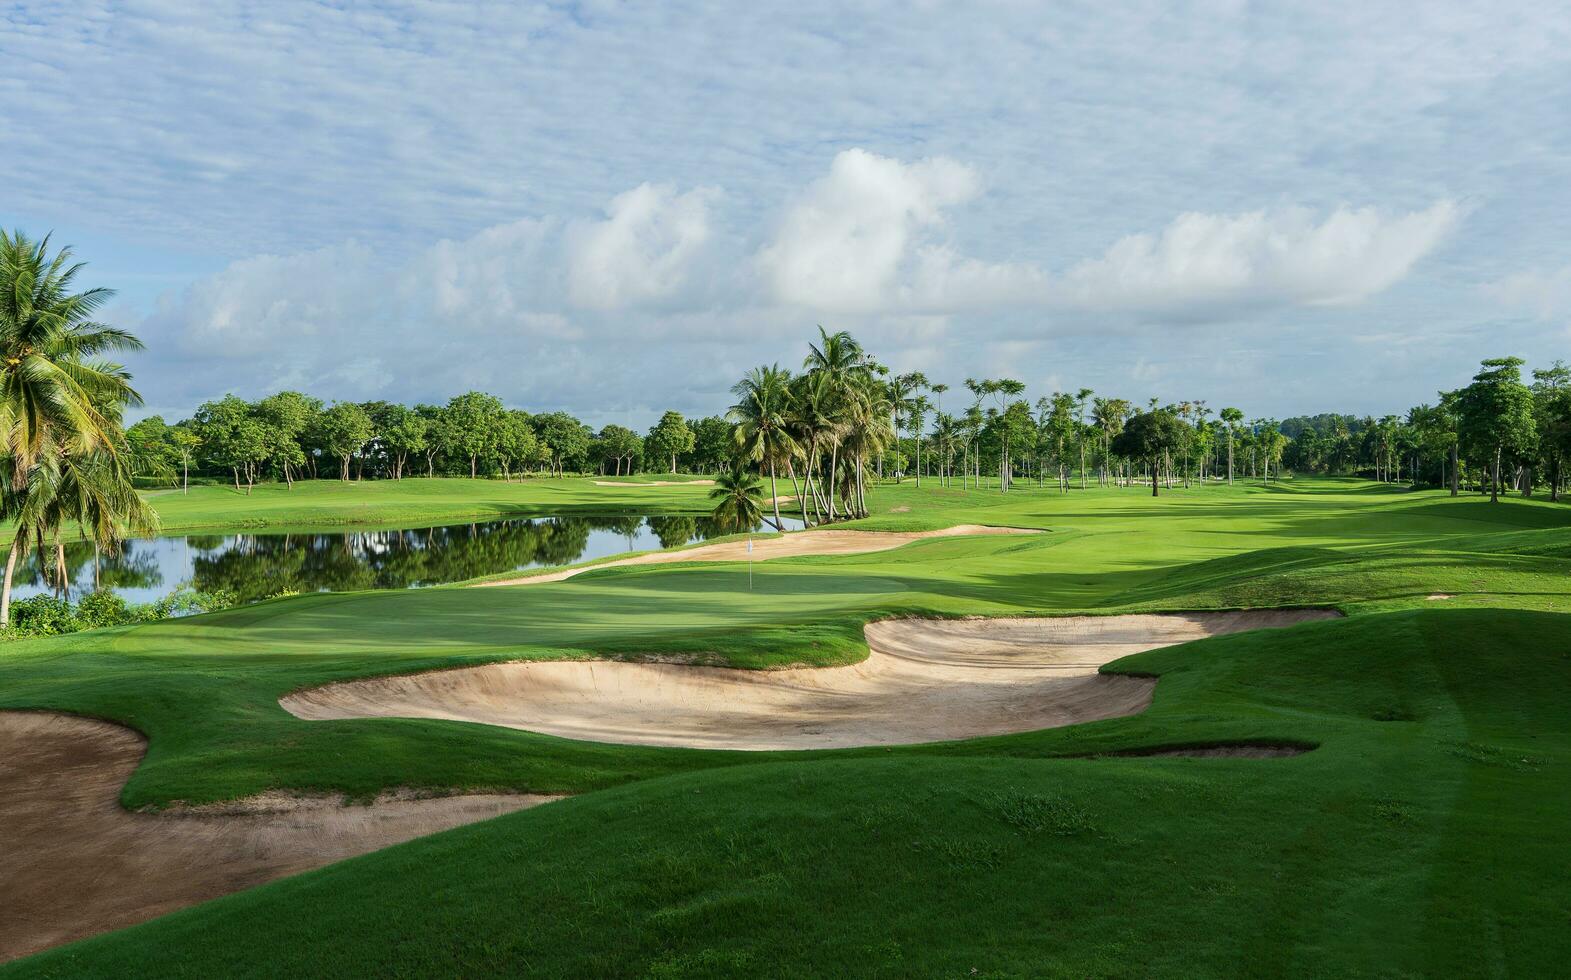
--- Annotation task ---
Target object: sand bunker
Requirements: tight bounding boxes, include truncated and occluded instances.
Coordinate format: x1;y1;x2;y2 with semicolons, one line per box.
477;523;1039;587
0;712;557;963
283;610;1337;751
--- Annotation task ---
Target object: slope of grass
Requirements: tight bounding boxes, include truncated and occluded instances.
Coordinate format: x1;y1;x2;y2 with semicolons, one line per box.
11;609;1568;978
4;476;1571;974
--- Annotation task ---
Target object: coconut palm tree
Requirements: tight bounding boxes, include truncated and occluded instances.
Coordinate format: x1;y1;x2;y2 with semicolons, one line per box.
708;461;765;534
786;370;842;526
729;364;798;532
1219;407;1244;484
0;232;149;624
0;231;145;485
802;327;868;519
839;374;894;517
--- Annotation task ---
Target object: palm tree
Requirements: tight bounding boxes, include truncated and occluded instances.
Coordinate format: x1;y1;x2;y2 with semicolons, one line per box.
1075;388;1094;489
0;231;145;485
787;370;842;526
0;232;149;625
839;374;894;517
802;327;868;519
1219;407;1244;484
995;379;1025;491
729;365;799;532
908;393;930;487
708;461;765;534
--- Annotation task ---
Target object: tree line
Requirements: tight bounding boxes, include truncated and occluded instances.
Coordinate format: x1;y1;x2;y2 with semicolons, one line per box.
128;396;739;493
4;230;1564;625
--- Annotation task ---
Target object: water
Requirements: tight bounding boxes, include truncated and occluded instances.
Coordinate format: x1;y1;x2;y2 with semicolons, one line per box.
11;512;806;606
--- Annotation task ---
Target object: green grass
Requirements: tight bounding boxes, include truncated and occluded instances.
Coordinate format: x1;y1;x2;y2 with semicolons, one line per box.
88;475;723;541
5;476;1571;975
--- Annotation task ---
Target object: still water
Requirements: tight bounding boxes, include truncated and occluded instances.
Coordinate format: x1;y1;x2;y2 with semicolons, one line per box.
13;513;805;605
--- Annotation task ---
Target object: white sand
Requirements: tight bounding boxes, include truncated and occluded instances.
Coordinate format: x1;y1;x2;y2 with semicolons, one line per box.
282;610;1337;751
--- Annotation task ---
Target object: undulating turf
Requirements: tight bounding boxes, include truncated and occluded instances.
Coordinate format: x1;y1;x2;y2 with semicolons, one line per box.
4;476;1571;976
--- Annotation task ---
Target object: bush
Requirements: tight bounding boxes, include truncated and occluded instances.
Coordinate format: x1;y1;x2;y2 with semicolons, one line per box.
1;587;240;640
7;595;81;635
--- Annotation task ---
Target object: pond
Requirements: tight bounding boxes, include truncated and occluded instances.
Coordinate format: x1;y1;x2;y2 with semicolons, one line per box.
11;513;806;606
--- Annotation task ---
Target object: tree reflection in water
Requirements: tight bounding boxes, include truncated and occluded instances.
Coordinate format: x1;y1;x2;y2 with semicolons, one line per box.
13;514;800;605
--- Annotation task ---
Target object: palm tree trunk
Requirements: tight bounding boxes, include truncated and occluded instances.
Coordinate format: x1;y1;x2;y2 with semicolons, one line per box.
1491;445;1501;503
769;458;784;531
827;445;841;520
0;539;19;627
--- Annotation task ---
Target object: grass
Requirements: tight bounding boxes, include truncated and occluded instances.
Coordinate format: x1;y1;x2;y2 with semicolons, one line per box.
25;474;724;544
4;476;1571;975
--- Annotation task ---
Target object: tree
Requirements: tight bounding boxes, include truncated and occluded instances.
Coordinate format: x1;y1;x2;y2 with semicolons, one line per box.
596;424;642;476
125;416;178;486
0;230;145;484
1074;387;1094;489
317;402;375;481
192;395;268;493
1457;357;1537;503
493;410;538;481
1219;407;1244;484
255;391;318;487
646;411;696;474
1111;409;1187;496
1533;363;1571;501
534;412;590;477
442;391;505;479
729;365;798;532
686;416;733;474
377;403;428;480
0;231;150;623
708;460;765;534
169;426;202;494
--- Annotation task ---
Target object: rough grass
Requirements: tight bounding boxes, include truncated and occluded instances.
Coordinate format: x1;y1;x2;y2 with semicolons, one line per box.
5;477;1571;975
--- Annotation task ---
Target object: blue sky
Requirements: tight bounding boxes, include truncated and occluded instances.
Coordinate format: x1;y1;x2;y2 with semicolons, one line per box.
5;1;1571;427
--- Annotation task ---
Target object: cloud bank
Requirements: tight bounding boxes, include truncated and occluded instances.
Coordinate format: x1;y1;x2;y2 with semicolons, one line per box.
134;148;1460;420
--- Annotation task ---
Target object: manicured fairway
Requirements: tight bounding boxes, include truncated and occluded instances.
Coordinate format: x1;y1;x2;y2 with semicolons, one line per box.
3;477;1571;975
123;475;724;538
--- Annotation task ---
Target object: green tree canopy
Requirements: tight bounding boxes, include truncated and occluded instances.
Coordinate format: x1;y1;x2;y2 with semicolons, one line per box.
1111;408;1188;496
646;411;696;474
1458;357;1537;502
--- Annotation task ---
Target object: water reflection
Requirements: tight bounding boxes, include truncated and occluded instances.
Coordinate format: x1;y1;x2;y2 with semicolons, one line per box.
12;513;803;605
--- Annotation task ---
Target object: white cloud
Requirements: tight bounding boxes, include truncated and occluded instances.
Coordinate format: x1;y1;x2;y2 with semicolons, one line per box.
1062;202;1461;314
134;149;1469;427
755;149;1043;313
567;184;719;310
1485;265;1571;318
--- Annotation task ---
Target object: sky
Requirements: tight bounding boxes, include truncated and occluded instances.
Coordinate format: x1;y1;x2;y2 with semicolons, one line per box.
5;1;1571;429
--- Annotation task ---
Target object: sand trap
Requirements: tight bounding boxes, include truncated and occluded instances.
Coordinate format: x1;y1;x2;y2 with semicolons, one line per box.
0;712;558;963
282;610;1337;751
477;523;1039;587
1427;593;1454;601
592;479;715;486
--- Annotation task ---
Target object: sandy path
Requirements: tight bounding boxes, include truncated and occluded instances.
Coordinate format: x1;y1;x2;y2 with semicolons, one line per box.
0;712;558;963
283;610;1337;751
476;523;1039;587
